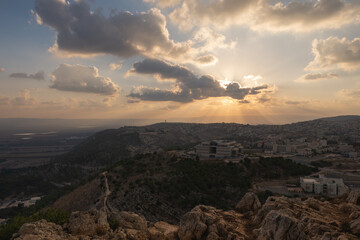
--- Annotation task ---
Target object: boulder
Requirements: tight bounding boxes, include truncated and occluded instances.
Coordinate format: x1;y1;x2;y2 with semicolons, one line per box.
254;209;305;240
235;192;261;213
67;210;109;236
67;211;98;236
148;221;178;240
115;211;147;231
12;220;77;240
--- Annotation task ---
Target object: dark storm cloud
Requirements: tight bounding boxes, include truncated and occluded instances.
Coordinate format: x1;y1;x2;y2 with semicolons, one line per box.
128;58;270;102
9;71;44;80
35;0;189;58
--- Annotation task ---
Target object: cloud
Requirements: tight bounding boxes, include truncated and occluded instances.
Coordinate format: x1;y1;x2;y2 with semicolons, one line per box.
49;64;119;95
11;90;37;106
0;68;4;72
285;100;308;105
296;72;339;82
168;0;360;32
195;55;218;65
144;0;181;8
169;0;255;30
9;71;44;80
255;0;360;32
34;0;190;60
306;37;360;71
128;58;271;102
109;63;123;71
0;96;10;105
337;89;360;99
0;90;37;106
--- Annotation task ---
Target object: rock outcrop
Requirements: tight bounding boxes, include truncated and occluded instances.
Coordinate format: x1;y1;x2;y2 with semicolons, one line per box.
12;220;76;240
235;192;261;213
148;221;178;240
178;205;248;240
12;191;360;240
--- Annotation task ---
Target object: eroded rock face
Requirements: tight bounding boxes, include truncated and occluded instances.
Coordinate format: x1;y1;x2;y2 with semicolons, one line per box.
235;192;262;213
67;210;110;236
253;196;360;240
254;209;305;240
178;205;248;240
11;193;360;240
12;220;76;240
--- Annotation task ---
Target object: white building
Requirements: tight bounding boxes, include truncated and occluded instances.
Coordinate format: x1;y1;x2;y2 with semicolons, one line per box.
300;174;349;196
195;140;243;159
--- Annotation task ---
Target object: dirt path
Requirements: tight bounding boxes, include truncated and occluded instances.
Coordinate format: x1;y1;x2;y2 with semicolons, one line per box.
101;171;118;214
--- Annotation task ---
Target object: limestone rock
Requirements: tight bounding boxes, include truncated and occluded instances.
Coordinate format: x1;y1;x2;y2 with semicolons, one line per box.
67;211;98;236
66;210;110;236
235;192;261;213
148;221;178;240
178;205;247;240
116;211;147;231
12;220;76;240
254;209;305;240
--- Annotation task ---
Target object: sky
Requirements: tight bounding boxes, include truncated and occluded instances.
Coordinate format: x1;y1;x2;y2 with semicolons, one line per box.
1;0;360;124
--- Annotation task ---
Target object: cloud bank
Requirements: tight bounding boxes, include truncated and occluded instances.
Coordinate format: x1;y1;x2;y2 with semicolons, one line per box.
166;0;360;32
50;64;119;95
128;58;271;102
255;0;360;32
34;0;190;60
9;71;44;80
0;90;37;106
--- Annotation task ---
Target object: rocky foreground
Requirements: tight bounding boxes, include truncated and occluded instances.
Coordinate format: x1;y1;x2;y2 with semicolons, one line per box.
12;191;360;240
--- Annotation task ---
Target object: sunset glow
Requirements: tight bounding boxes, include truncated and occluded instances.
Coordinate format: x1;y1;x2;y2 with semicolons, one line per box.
0;0;360;124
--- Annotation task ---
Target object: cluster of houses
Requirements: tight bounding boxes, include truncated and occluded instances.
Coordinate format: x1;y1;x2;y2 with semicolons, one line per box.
195;138;359;160
195;140;351;197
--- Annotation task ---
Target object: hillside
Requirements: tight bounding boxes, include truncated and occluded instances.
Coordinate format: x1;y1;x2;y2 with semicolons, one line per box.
51;152;316;224
2;115;360;211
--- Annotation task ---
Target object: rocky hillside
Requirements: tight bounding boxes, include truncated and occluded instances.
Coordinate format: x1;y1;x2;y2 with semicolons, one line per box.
12;190;360;240
50;152;315;224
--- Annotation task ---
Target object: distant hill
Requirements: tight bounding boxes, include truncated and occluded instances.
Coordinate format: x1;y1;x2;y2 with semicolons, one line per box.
319;115;360;122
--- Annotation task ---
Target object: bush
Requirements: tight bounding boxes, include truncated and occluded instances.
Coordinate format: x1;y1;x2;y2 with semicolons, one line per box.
107;215;119;231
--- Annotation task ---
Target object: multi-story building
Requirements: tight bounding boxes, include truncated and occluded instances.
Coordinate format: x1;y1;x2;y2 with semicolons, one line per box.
195;140;243;159
300;174;349;196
